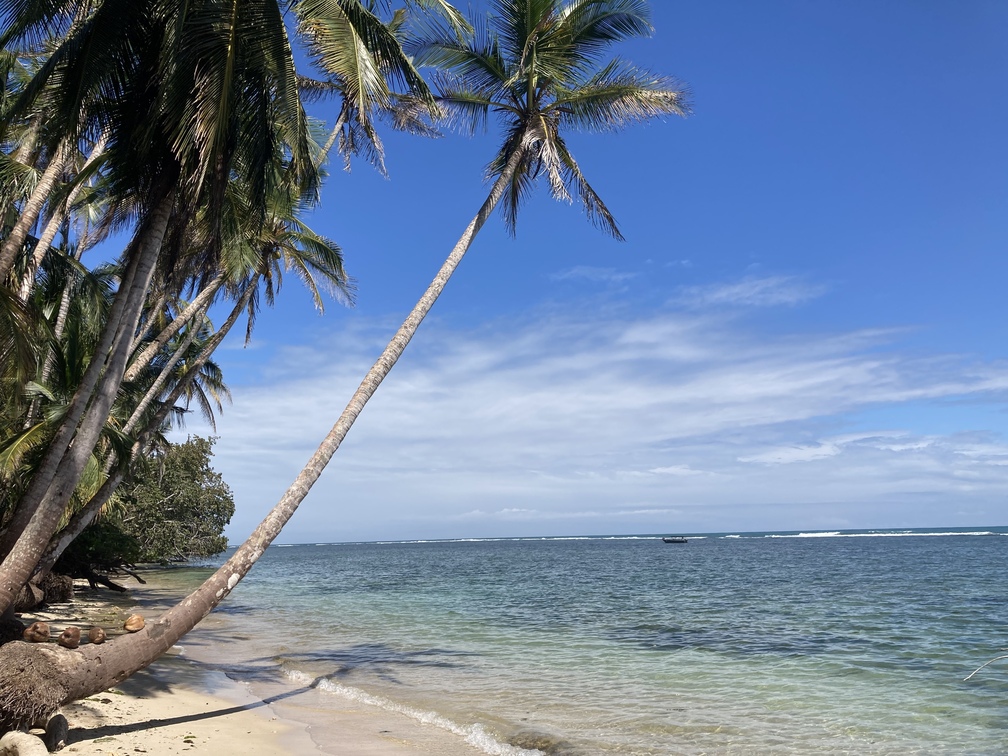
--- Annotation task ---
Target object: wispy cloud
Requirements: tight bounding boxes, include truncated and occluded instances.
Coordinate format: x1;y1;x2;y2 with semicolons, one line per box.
550;266;637;284
676;275;826;308
180;302;1008;542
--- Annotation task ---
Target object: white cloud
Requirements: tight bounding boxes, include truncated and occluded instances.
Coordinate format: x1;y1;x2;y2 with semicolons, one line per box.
676;275;826;308
550;265;637;284
178;303;1008;542
649;465;707;476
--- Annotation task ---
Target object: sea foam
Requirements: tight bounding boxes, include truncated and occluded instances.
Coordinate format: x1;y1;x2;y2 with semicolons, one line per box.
282;668;543;756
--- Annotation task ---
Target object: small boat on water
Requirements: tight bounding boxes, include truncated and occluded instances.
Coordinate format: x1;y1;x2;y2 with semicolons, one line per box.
662;536;687;544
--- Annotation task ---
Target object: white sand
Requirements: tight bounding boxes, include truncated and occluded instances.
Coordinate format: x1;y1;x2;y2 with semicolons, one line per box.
17;587;494;755
59;654;316;754
55;651;491;755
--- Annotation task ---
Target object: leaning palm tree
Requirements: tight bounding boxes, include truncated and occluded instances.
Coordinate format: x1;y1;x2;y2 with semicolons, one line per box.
213;0;691;563
0;0;326;613
0;0;686;738
0;0;687;730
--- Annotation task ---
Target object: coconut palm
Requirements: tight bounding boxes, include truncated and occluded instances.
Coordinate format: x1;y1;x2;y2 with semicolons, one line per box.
203;0;691;571
7;134;355;598
0;0;688;733
0;0;326;612
0;0;451;614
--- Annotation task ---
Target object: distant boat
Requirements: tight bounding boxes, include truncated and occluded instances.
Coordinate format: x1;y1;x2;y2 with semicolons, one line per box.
662;536;687;544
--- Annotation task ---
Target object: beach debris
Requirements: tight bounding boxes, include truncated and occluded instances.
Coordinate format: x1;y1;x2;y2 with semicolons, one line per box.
124;614;145;632
39;573;73;603
88;626;107;644
57;626;81;649
21;622;49;643
963;652;1008;681
43;712;69;752
12;582;43;612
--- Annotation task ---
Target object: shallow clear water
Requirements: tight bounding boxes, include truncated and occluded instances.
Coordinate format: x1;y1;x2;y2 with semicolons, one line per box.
165;530;1008;754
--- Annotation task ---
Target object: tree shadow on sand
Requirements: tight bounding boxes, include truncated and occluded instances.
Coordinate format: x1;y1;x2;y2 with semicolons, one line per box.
66;656;322;746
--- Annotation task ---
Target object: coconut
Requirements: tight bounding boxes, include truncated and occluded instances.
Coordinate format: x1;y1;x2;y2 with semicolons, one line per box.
22;622;49;643
57;626;81;649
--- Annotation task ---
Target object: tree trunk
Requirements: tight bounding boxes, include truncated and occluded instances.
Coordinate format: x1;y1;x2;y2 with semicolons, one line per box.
34;281;257;580
16;135;108;301
0;236;146;557
123;271;225;383
0;134;532;726
129;289;169;356
0;187;176;615
122;309;205;434
32;471;124;581
0;143;73;283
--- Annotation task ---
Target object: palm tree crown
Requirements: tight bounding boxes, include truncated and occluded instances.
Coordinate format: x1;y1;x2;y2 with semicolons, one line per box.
412;0;690;236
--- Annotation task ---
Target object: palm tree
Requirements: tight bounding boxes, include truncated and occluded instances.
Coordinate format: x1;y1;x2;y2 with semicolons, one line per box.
32;172;354;578
202;0;690;576
0;0;449;618
0;0;324;613
0;0;688;733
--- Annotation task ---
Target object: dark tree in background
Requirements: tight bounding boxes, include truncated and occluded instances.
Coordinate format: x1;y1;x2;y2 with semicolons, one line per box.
56;436;233;584
118;436;234;563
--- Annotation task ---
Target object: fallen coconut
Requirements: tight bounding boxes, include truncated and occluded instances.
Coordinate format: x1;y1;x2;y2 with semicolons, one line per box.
57;626;81;649
88;626;106;644
124;614;144;632
22;621;49;643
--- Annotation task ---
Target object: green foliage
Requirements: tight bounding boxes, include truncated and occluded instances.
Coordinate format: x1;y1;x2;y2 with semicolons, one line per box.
55;435;233;576
117;435;234;563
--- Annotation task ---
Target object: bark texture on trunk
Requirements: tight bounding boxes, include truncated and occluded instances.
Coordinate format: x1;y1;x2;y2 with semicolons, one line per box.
128;290;169;356
123;305;205;434
123;271;225;383
16;135;108;301
0;143;72;283
0;235;145;559
36;280;256;579
0;136;532;729
0;189;176;615
32;470;124;580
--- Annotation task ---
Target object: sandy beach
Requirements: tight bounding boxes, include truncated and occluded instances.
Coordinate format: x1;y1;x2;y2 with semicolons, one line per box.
14;580;493;756
53;652;490;755
57;654;317;755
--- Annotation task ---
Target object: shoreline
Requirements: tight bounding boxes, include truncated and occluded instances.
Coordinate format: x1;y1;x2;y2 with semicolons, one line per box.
60;651;319;755
17;573;505;756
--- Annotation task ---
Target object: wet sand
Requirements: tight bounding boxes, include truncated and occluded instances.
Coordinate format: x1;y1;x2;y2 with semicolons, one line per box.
16;579;493;755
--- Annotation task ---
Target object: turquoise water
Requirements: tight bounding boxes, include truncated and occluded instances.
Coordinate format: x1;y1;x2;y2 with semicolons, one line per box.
171;529;1008;754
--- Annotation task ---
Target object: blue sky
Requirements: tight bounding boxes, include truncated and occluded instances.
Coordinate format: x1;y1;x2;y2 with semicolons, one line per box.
178;1;1008;543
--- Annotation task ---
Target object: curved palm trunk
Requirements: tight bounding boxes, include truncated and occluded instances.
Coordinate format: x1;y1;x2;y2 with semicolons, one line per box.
16;135;109;301
0;239;147;555
34;281;258;579
32;471;124;581
0;135;532;718
0;143;73;283
123;271;226;383
23;243;88;429
0;188;176;615
129;290;170;356
122;311;206;435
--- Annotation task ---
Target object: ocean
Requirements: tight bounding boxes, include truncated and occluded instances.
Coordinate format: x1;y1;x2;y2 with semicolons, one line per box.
150;529;1008;754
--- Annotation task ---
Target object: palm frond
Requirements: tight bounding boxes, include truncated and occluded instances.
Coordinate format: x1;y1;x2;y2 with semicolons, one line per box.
551;58;690;131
